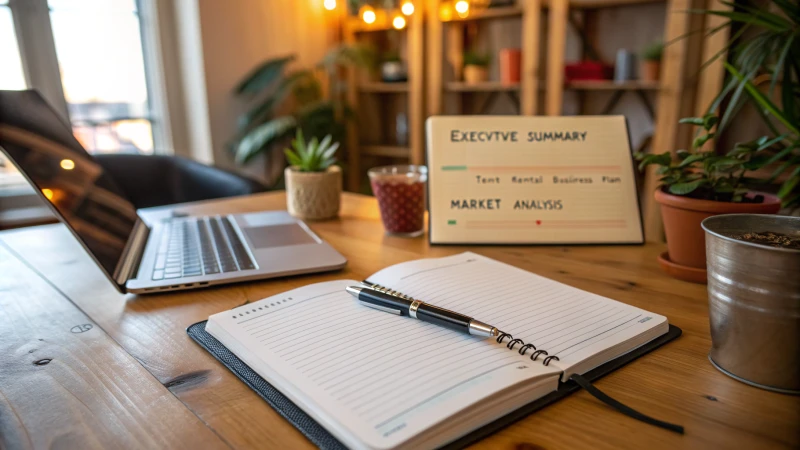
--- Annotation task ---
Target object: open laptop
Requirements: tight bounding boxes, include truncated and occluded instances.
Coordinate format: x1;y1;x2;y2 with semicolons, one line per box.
0;90;346;294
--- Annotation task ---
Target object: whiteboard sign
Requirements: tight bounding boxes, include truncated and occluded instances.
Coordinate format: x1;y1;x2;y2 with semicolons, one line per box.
426;116;643;244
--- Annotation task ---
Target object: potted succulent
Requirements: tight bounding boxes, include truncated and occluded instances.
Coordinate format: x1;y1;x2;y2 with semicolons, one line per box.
284;130;342;220
636;113;789;282
639;41;663;82
463;51;490;84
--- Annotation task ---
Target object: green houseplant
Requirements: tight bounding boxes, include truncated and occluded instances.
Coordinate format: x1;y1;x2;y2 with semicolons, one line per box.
463;50;490;84
637;0;799;280
230;45;375;181
284;130;342;220
639;41;663;82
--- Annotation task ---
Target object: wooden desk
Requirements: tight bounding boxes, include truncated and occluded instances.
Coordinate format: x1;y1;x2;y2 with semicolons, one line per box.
1;192;797;449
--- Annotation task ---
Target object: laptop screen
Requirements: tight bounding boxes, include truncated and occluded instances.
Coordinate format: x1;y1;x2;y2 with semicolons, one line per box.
0;90;138;284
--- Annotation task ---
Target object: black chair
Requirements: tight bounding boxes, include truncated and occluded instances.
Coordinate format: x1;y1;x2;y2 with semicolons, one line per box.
94;154;266;209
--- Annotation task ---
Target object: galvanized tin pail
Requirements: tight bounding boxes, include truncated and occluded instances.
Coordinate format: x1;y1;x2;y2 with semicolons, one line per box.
702;214;800;394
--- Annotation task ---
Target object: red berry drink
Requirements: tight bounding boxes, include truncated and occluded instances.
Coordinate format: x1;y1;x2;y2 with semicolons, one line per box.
368;165;427;237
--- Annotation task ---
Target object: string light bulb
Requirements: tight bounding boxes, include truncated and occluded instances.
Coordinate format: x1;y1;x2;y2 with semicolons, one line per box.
454;0;469;17
42;188;54;200
401;1;414;15
323;0;336;11
360;5;376;24
392;14;406;29
60;159;75;170
439;1;454;21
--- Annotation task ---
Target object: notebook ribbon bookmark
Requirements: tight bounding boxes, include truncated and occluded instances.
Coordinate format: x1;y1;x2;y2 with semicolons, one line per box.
570;373;685;434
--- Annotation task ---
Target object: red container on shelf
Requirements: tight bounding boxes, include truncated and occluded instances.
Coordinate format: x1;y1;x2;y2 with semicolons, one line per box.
565;61;614;82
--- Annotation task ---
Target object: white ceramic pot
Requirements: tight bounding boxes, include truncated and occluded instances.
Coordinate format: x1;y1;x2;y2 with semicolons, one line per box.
284;165;342;220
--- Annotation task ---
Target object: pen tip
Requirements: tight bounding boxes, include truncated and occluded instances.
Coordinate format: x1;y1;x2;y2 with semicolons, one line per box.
345;286;362;296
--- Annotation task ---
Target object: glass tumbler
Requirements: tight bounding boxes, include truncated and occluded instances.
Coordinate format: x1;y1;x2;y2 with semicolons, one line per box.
368;165;427;237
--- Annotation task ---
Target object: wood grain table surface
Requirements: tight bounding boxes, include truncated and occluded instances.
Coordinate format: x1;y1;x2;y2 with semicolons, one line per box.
0;192;797;450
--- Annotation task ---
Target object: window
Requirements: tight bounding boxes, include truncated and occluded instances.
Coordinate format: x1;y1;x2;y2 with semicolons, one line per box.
0;0;28;191
48;0;155;153
1;0;168;224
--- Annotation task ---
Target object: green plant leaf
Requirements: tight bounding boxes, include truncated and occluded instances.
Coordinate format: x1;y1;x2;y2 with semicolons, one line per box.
702;114;718;130
676;149;691;160
234;116;297;165
678;153;705;167
742;154;772;170
669;179;707;195
679;117;704;126
284;149;303;167
726;63;800;135
637;152;673;171
693;133;715;149
235;55;295;96
777;166;800;199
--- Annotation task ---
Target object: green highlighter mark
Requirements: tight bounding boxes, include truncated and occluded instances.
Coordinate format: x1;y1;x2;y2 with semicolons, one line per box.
441;165;467;171
448;220;457;225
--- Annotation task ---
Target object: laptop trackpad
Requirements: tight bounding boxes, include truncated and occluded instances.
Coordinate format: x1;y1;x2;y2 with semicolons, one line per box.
243;224;317;249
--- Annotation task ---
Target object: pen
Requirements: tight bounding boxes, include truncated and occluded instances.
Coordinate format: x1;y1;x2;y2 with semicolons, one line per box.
345;285;499;338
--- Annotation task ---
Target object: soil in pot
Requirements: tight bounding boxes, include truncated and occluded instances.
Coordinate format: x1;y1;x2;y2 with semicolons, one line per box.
732;231;800;250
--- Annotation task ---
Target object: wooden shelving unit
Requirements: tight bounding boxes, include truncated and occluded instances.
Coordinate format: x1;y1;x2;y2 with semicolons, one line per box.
447;5;524;21
427;0;540;117
361;145;411;158
344;7;425;192
358;82;410;93
445;81;520;92
566;80;660;91
340;0;720;241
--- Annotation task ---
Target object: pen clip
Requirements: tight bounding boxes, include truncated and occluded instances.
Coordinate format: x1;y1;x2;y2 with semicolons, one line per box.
358;300;402;315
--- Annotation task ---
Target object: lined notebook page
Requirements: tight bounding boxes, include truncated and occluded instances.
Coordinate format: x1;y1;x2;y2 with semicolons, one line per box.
207;280;560;449
367;252;667;379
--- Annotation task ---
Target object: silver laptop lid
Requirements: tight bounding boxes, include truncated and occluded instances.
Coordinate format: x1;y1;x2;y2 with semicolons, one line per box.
0;90;139;292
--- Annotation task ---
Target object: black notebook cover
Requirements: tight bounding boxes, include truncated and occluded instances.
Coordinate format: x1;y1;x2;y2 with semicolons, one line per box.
187;321;681;449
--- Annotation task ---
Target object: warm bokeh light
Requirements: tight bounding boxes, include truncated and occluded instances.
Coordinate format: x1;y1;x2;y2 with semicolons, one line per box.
323;0;336;11
401;1;414;15
60;158;75;170
360;5;376;24
439;2;454;21
42;188;54;200
455;0;469;17
392;14;406;29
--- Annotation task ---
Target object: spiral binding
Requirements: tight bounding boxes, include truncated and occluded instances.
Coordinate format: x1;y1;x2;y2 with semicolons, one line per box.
361;282;560;367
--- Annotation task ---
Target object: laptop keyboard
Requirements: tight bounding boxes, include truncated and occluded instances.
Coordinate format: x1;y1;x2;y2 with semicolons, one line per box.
152;216;256;280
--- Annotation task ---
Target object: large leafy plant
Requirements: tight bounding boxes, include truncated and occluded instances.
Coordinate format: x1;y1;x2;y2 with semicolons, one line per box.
641;0;800;207
694;0;799;132
637;113;796;203
230;45;375;166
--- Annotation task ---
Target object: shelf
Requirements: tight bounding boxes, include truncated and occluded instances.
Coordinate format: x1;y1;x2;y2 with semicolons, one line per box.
361;145;410;158
446;6;523;22
544;0;664;8
358;82;409;93
566;80;660;91
445;81;520;92
346;18;397;33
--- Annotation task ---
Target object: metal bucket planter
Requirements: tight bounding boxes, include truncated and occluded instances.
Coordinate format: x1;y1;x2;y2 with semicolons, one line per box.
702;214;800;394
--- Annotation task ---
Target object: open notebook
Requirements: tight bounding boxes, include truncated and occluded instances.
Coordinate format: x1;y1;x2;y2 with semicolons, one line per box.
205;252;670;449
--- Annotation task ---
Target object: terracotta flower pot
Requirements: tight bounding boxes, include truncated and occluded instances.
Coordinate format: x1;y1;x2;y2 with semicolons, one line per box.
640;60;660;82
285;166;342;220
499;48;521;84
655;189;781;270
463;65;488;84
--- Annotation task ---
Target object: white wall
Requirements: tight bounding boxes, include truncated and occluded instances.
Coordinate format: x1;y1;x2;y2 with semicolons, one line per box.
161;0;336;183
